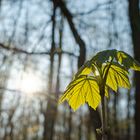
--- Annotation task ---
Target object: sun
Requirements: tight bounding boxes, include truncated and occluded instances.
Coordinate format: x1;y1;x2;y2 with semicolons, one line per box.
17;71;43;96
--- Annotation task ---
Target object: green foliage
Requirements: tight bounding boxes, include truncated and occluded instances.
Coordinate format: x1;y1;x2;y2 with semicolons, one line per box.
59;49;140;111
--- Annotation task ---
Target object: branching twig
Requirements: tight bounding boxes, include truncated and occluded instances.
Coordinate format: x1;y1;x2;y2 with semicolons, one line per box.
0;43;78;57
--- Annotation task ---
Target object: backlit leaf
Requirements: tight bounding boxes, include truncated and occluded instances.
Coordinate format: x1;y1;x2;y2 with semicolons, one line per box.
103;63;130;92
91;49;117;66
117;51;140;71
91;49;140;71
75;61;97;78
59;75;101;111
59;49;140;111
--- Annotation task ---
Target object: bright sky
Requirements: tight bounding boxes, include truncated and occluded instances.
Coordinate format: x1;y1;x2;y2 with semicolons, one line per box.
7;67;46;97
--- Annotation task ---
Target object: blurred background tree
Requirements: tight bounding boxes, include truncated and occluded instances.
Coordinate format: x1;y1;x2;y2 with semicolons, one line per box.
0;0;139;140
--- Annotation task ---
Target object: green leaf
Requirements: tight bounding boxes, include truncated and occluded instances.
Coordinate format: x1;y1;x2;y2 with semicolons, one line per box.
103;62;130;92
91;49;140;71
117;51;140;71
59;49;140;111
75;61;92;78
75;61;97;78
91;49;117;66
59;75;101;111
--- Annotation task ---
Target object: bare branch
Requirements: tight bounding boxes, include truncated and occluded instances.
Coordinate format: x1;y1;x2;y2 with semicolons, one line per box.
54;0;86;67
0;43;78;57
73;1;113;17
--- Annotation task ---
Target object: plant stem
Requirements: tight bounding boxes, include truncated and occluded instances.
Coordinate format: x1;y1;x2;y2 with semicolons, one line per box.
101;90;107;140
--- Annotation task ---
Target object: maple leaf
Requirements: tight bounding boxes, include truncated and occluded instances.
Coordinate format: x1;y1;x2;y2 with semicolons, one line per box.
59;49;140;111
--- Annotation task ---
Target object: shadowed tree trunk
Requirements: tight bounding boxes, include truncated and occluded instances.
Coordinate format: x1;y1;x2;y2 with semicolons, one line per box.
66;107;72;140
128;0;140;140
55;1;102;140
89;107;102;140
113;94;118;140
126;90;131;140
43;2;57;140
78;110;82;140
54;0;86;68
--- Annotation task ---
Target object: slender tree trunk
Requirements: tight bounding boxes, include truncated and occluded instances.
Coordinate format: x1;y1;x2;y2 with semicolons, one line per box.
67;107;72;140
100;87;108;140
87;117;91;140
126;90;131;140
89;107;102;140
56;1;102;140
3;109;16;140
113;94;118;140
78;112;82;140
63;107;67;140
43;2;57;140
128;0;140;140
0;0;2;10
55;0;86;68
101;95;107;140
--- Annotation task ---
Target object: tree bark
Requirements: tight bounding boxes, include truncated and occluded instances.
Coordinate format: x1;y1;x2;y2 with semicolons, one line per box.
101;90;107;140
89;107;102;140
113;94;118;140
128;0;140;140
54;0;86;68
126;90;131;140
55;1;102;140
43;2;57;140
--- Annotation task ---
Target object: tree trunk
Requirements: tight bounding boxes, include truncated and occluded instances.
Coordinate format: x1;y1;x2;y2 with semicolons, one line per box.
126;90;131;140
55;0;86;68
113;93;118;140
128;0;140;140
101;93;107;140
43;2;57;140
56;1;102;140
67;107;72;140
